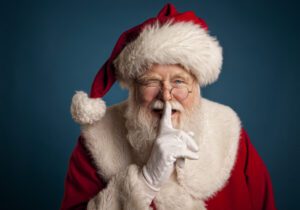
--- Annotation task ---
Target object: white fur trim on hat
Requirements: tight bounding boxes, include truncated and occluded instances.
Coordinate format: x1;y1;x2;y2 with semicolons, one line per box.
114;21;223;86
70;91;106;125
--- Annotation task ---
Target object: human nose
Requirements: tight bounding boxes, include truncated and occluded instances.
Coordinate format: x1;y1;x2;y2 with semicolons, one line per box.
159;83;172;101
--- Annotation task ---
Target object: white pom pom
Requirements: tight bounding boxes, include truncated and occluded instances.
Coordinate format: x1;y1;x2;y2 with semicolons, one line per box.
70;91;106;124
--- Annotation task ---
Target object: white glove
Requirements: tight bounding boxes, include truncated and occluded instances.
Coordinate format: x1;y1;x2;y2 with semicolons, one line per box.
141;102;199;191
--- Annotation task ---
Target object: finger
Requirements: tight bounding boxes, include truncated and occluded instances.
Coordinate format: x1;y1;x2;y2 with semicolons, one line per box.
176;158;185;169
187;131;194;137
178;131;199;152
174;149;199;160
161;102;173;128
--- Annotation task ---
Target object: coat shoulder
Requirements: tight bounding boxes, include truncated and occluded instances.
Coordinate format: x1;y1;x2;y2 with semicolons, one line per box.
201;98;241;123
80;101;133;180
201;98;241;140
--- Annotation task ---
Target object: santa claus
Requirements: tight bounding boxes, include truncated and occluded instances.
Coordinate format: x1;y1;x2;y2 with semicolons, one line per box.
60;3;277;210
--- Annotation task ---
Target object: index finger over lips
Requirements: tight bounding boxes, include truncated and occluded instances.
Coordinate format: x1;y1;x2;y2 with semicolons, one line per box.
161;102;173;129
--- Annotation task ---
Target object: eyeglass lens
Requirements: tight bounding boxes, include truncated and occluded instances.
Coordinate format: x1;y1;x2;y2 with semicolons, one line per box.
142;86;189;101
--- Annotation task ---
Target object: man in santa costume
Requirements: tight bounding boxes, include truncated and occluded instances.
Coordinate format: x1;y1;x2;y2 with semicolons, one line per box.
60;3;277;210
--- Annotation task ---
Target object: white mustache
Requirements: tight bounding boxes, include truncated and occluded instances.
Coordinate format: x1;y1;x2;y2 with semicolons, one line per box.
151;100;184;112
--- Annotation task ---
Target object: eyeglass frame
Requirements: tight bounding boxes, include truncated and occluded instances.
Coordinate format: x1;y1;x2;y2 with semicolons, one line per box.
134;78;194;101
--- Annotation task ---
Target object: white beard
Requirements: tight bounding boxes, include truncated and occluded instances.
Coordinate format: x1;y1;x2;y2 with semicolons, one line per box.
124;97;203;165
124;99;159;165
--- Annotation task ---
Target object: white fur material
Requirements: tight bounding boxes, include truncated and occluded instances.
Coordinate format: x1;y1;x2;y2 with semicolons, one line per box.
81;98;241;209
175;99;241;200
82;102;133;181
114;21;223;86
87;165;154;210
70;91;106;125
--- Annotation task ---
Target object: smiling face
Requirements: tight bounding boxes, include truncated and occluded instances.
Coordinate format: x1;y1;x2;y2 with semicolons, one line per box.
134;64;200;128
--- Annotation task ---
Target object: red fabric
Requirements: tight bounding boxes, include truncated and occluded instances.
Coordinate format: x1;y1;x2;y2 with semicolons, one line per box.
89;3;207;99
60;129;277;210
205;129;277;210
60;136;105;210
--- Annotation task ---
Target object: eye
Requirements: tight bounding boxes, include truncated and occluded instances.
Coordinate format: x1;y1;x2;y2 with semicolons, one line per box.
173;79;185;86
144;79;161;87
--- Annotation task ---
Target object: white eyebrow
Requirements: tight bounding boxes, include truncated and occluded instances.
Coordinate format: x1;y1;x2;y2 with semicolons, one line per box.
139;74;161;81
171;73;190;80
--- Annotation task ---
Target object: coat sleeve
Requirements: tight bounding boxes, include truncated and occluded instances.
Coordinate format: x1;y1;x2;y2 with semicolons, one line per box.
242;129;277;210
60;136;105;210
60;136;156;210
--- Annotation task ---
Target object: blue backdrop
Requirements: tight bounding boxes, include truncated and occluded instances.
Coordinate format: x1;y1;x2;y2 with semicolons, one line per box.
1;0;299;209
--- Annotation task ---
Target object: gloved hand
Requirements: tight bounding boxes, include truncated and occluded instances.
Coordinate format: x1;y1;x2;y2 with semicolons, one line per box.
141;102;199;192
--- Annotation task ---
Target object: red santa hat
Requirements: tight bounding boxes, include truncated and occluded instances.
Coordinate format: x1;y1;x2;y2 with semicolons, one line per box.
71;3;223;125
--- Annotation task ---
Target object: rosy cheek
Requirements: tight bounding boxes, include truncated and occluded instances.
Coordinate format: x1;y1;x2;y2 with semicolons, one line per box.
181;91;198;109
138;91;155;107
143;95;155;103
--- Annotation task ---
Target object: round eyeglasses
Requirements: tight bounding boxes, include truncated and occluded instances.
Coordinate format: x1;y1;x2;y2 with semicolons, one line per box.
137;80;193;102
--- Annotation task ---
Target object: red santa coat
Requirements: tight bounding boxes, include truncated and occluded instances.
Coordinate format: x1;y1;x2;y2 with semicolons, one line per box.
61;99;277;210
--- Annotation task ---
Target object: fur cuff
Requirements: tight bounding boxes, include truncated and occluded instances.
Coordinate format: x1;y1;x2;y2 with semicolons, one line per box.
87;165;155;210
70;91;106;125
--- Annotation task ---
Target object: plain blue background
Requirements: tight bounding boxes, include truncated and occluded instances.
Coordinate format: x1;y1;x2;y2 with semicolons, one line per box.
1;0;299;209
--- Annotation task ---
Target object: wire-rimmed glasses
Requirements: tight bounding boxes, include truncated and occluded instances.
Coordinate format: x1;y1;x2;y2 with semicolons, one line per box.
136;80;193;101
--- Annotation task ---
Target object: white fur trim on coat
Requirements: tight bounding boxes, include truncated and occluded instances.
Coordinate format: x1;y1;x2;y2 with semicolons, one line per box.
70;91;106;125
81;98;241;210
87;165;155;210
113;21;223;86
